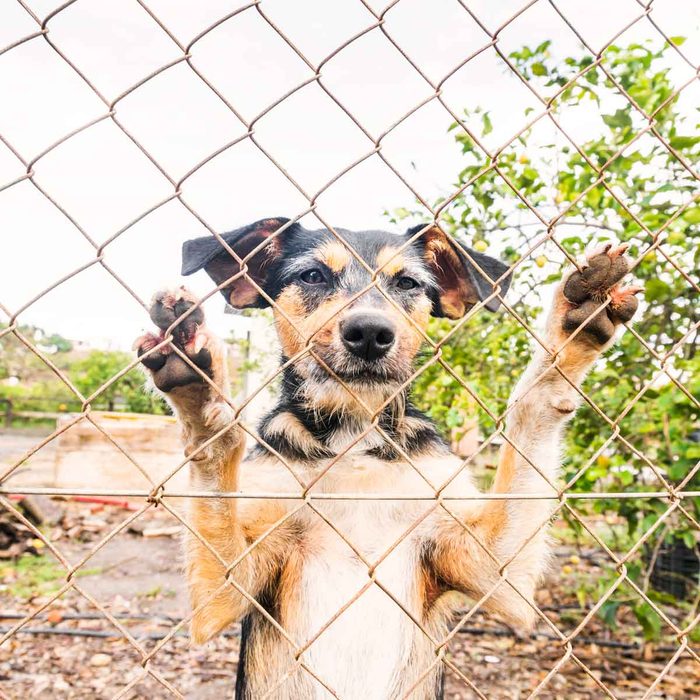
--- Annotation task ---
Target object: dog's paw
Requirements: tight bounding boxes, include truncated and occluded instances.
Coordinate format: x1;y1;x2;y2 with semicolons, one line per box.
560;244;642;345
134;287;214;393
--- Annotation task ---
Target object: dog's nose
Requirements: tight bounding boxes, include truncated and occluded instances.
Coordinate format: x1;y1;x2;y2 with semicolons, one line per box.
341;314;396;361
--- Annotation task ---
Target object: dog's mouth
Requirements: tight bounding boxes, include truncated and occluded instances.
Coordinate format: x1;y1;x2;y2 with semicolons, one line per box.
307;348;409;386
330;365;395;383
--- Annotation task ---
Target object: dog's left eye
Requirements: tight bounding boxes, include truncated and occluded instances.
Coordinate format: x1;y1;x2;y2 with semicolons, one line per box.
396;276;419;291
300;269;326;285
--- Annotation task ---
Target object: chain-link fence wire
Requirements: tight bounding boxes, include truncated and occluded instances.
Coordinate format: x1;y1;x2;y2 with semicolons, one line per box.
0;0;698;697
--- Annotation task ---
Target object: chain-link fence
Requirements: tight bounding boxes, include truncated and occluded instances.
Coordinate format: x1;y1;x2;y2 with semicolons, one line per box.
0;0;698;698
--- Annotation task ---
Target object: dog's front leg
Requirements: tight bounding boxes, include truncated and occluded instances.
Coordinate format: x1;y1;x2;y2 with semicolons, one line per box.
135;288;283;643
429;245;641;626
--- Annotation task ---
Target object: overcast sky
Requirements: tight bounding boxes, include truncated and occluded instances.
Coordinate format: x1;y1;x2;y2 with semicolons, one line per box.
1;0;698;349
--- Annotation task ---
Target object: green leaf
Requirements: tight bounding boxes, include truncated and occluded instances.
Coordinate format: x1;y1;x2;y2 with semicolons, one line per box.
685;445;700;459
481;112;493;136
618;470;634;486
669;135;700;150
602;109;632;130
633;602;661;641
598;600;621;630
531;62;548;76
668;462;689;481
681;531;697;549
645;278;671;302
669;36;686;46
682;206;700;224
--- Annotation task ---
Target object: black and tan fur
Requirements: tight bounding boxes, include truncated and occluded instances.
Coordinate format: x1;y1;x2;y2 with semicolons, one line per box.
135;218;641;699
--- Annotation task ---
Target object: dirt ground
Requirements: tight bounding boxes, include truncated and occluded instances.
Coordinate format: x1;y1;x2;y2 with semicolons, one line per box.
0;499;698;699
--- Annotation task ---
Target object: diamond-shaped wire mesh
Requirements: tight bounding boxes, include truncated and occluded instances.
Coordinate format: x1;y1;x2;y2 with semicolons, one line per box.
0;0;698;698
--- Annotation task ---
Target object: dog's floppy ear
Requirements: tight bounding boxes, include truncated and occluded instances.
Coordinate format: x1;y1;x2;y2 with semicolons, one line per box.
406;224;511;318
182;217;295;309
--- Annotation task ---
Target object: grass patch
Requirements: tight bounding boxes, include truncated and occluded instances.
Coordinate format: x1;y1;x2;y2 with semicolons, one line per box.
1;554;103;598
139;585;177;600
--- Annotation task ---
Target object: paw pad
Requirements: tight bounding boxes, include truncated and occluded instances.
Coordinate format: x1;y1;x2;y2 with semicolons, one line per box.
561;244;641;345
134;287;212;392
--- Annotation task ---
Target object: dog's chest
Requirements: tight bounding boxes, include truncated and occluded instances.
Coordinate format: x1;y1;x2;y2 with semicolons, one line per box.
239;453;469;697
289;500;421;699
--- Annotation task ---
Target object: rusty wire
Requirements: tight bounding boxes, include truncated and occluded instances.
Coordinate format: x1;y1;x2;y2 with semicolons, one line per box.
0;0;698;697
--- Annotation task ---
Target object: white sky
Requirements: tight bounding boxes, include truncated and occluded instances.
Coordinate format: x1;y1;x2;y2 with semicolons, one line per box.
0;0;698;349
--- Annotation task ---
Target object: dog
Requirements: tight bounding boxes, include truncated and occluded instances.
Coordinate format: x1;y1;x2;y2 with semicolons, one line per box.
135;217;640;699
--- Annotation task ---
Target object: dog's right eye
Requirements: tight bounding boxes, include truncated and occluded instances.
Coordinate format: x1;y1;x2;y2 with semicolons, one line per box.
300;269;326;285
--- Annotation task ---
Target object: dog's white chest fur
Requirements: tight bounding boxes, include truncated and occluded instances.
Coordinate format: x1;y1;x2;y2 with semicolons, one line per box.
294;500;420;699
238;451;469;697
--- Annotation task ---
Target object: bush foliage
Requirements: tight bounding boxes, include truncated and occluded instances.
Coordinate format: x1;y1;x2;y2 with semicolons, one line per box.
0;326;166;417
398;41;699;638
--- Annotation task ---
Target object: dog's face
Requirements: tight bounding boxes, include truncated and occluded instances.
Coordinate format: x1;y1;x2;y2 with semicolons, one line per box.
182;218;510;408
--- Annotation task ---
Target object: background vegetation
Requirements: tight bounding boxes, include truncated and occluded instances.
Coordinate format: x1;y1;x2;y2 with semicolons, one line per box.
399;39;699;640
0;325;167;418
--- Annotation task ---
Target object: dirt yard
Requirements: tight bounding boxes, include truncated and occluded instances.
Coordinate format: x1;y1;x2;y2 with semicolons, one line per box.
1;498;698;699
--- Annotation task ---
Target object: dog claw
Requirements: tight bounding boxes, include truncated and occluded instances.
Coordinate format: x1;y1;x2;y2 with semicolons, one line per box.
191;333;207;355
608;243;628;259
132;333;159;353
